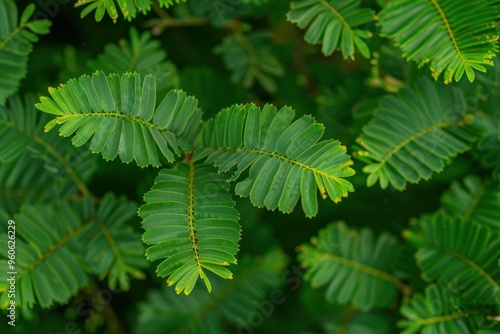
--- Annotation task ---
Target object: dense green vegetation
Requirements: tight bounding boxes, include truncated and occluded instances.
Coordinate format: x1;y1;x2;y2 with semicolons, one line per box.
0;0;499;333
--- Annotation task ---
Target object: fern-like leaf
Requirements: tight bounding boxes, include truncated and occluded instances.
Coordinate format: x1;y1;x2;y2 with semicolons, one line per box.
80;193;147;291
195;103;355;218
356;77;478;191
135;249;286;333
35;72;202;167
379;0;500;83
0;1;51;105
405;212;500;305
75;0;150;22
75;0;185;22
287;0;375;59
0;153;79;215
157;0;185;8
0;195;147;308
89;27;178;95
298;221;404;310
0;199;92;308
1;94;98;196
0;94;42;163
214;30;285;94
398;284;486;334
440;175;500;231
138;162;241;295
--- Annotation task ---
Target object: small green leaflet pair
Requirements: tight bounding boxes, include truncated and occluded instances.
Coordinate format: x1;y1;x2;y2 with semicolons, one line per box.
35;70;355;294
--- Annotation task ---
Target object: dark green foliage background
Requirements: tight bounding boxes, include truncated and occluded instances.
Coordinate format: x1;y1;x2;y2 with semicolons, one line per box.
1;0;499;333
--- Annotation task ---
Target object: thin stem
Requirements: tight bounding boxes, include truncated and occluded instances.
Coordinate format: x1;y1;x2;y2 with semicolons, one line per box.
152;0;169;19
145;1;210;35
146;0;242;35
86;282;126;334
487;314;500;322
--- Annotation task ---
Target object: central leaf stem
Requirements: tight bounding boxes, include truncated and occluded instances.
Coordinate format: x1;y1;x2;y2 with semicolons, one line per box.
187;159;202;274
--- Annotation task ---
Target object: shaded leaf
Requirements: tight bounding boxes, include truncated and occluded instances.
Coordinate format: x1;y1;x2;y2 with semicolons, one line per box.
379;0;500;83
298;221;403;311
357;77;478;190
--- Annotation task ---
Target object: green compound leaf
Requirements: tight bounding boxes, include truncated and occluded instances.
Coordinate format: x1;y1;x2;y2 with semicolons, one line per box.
0;199;91;308
75;0;150;22
357;77;478;191
75;0;185;22
135;249;286;333
0;195;148;309
89;27;178;95
196;103;355;218
405;212;500;305
80;193;148;291
398;284;487;334
0;94;98;197
0;1;51;105
35;71;202;168
298;221;404;311
138;162;241;295
440;175;500;232
287;0;375;59
379;0;500;83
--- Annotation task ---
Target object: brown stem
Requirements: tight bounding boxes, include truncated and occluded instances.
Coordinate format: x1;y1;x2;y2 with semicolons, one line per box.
85;282;126;334
152;0;169;19
145;1;210;35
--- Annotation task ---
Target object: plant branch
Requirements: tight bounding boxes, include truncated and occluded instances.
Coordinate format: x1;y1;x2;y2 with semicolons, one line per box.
145;1;210;35
85;282;126;334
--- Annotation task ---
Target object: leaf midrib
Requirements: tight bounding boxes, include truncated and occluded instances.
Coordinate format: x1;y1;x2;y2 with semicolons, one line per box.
0;23;28;50
379;119;465;165
188;159;203;277
442;247;500;292
318;0;351;32
428;0;467;66
232;30;260;85
463;182;485;220
97;222;126;277
214;147;353;184
54;112;182;136
320;251;407;292
17;221;91;280
415;309;481;326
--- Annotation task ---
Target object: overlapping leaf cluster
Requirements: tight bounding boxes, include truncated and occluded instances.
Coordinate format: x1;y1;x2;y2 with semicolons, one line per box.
1;0;500;332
